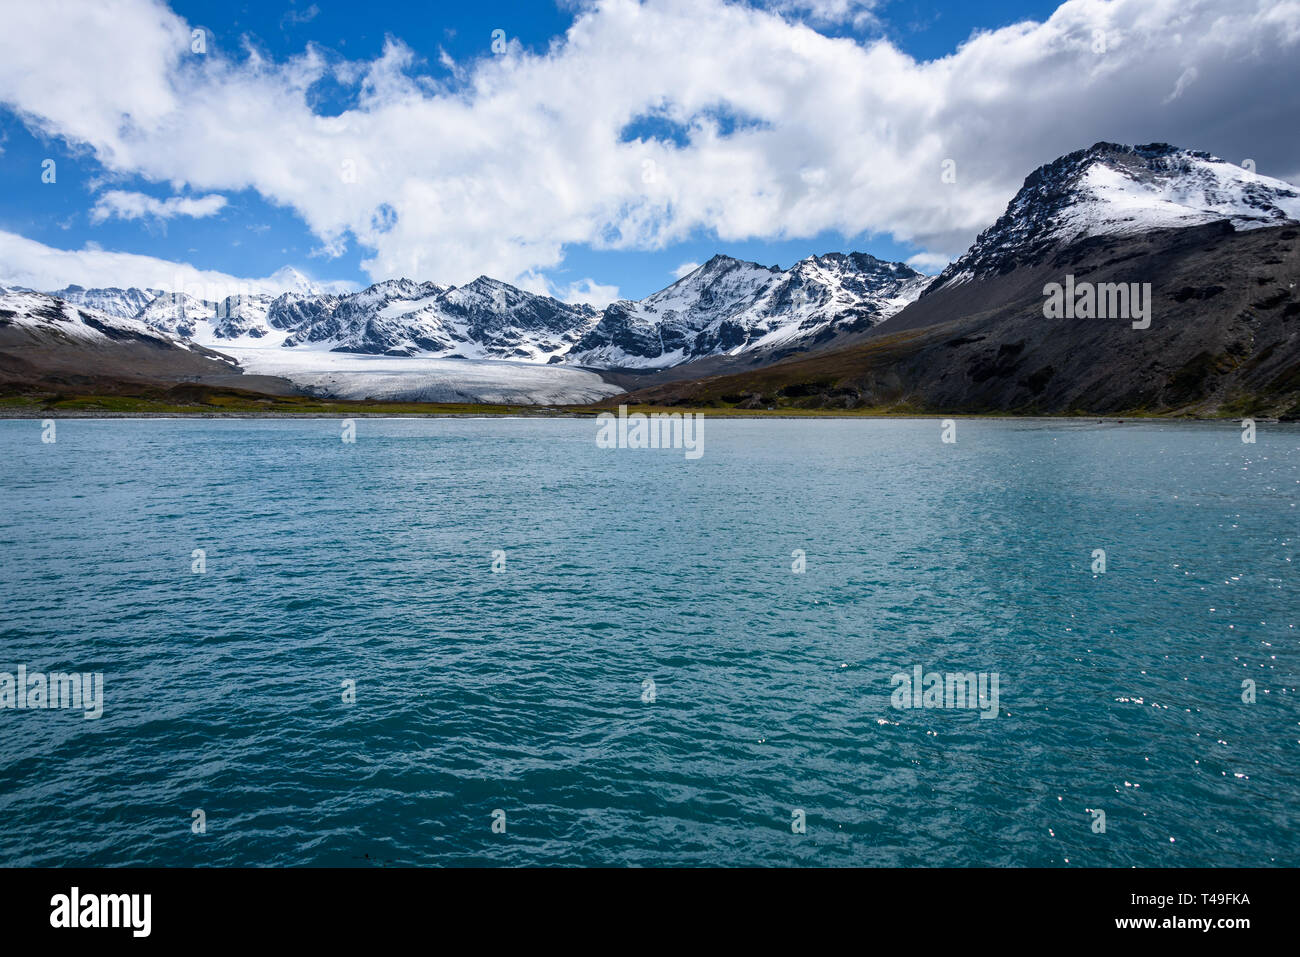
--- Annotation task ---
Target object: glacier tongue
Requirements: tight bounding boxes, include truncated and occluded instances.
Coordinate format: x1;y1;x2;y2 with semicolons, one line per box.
221;345;622;404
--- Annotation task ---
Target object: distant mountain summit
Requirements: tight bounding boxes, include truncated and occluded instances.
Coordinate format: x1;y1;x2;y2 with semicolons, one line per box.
282;276;598;360
47;285;165;319
928;142;1300;293
266;265;353;297
562;251;928;368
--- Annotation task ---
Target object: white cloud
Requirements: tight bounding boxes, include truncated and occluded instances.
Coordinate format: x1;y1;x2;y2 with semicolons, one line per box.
767;0;882;29
559;277;621;308
673;261;701;279
510;272;620;308
905;252;952;274
0;229;354;297
90;190;228;224
1163;66;1199;103
0;0;1297;286
281;4;320;28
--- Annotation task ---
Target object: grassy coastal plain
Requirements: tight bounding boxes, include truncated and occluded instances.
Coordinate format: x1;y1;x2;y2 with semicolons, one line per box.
0;388;1281;420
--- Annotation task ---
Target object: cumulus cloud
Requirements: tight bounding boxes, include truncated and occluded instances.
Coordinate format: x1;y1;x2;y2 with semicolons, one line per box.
90;190;228;224
0;229;353;297
559;277;621;308
0;0;1297;288
672;261;701;279
905;252;952;274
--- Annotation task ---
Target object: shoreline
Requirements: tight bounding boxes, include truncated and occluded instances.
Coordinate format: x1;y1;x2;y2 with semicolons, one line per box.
0;409;1284;423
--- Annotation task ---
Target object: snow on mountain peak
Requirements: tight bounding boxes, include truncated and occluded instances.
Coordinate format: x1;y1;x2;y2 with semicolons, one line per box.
45;285;166;320
266;266;356;297
132;291;217;339
0;288;207;352
562;251;926;369
930;142;1300;291
1058;142;1300;236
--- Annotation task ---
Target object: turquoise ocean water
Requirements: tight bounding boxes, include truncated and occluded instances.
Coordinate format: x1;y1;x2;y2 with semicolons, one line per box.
0;417;1294;866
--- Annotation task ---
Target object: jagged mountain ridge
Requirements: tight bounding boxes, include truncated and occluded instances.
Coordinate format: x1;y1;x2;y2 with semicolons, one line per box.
562;252;928;369
279;277;598;361
34;250;927;368
46;278;594;360
47;285;166;319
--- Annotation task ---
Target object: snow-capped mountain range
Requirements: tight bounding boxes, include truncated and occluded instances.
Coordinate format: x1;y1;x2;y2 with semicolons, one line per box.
927;142;1300;293
26;251;926;370
47;285;165;319
111;277;601;362
0;288;246;391
0;287;620;404
11;142;1300;381
279;277;600;360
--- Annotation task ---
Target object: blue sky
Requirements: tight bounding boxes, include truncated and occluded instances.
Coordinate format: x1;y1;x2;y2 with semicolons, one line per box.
0;0;1055;297
1;0;1296;303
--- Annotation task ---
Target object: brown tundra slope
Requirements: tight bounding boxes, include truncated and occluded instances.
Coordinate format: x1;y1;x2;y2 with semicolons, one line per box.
0;290;298;397
607;222;1300;418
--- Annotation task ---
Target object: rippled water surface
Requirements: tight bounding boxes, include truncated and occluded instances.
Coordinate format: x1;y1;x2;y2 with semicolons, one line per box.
0;417;1295;866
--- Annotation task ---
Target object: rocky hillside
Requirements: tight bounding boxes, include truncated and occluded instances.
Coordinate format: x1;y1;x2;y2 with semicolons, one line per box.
0;290;293;395
606;143;1300;418
925;142;1300;294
